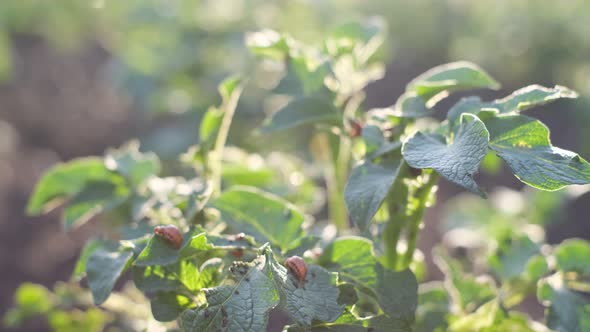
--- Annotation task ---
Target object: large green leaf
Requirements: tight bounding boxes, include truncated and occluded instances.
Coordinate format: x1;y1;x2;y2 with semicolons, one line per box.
269;253;343;326
27;157;122;215
538;273;590;332
150;292;193;322
486;114;590;190
447;85;578;126
554;239;590;275
180;254;280;332
318;237;377;291
402;113;489;196
375;264;418;326
406;61;499;102
260;96;339;133
210;186;305;249
344;160;401;230
490;85;577;114
86;245;134;305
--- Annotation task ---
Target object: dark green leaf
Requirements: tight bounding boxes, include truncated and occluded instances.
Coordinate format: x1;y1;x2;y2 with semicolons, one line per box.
260;96;339;133
344;160;401;230
181;254;280;332
150;292;194;322
210;186;305;248
270;254;343;326
402;113;489;196
375;264;418;325
486;114;590;190
86;245;134;305
538;273;590;332
72;240;102;281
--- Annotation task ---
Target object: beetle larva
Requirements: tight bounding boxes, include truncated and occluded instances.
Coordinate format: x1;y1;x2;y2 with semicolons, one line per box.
154;225;183;249
284;256;308;286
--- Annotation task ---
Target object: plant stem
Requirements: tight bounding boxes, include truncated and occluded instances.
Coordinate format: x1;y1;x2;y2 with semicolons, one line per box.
383;163;409;270
311;133;348;230
401;172;439;268
211;86;243;195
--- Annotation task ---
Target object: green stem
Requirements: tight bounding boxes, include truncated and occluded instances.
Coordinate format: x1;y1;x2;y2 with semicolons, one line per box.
210;86;243;195
401;172;439;269
312;133;348;230
383;163;409;269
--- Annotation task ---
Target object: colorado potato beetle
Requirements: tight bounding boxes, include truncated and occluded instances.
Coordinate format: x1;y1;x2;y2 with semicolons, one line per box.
284;256;308;286
154;225;183;249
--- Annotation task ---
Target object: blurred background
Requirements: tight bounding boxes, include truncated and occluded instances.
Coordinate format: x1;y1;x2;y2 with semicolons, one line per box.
1;0;590;330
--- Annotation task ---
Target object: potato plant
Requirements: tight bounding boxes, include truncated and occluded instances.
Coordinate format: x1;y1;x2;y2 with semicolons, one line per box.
6;20;590;332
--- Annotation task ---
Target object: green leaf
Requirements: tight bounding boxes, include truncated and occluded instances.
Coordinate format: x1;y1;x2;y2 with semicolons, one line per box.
538;273;590;332
181;255;280;332
86;245;134;305
486;114;590;190
447;85;578;127
375;264;418;325
269;254;343;326
151;292;194;322
62;181;130;229
260;96;339;133
416;282;450;332
210;186;305;249
72;240;102;281
318;237;377;291
554;239;590;275
406;61;500;103
48;308;106;332
435;249;496;313
104;141;161;187
402;113;489;196
394;92;431;118
344;160;401;230
490;85;577;114
27;157;121;215
488;232;540;280
133;258;208;295
447;96;486;126
290;312;411;332
134;230;210;267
